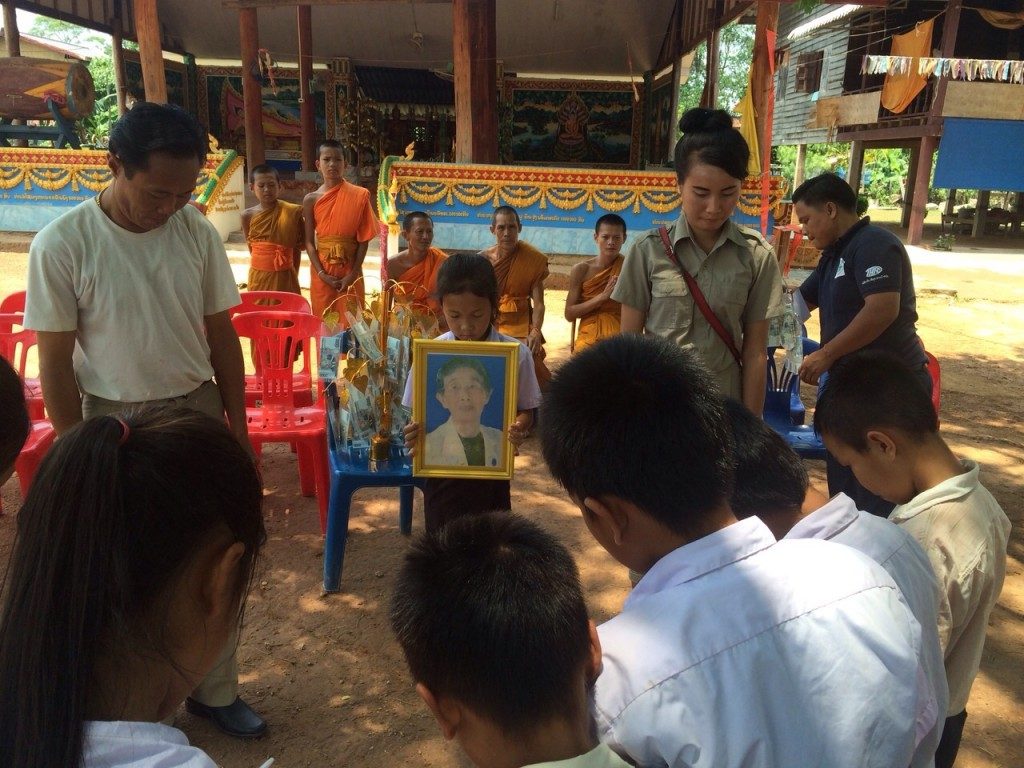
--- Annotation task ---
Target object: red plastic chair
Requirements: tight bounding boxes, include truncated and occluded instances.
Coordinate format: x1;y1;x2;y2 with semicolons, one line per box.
925;351;941;416
1;420;56;515
0;290;25;313
232;304;319;408
0;313;44;420
235;311;330;529
234;290;311;315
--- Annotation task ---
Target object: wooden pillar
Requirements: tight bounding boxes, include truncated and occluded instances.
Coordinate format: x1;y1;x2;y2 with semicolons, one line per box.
972;190;990;239
3;2;20;56
902;143;920;230
700;27;720;108
930;0;963;121
944;188;957;217
751;2;780;174
239;7;266;168
908;135;937;245
453;0;498;163
133;0;167;103
848;140;865;195
111;8;128;115
297;5;315;171
1012;191;1022;235
793;143;807;188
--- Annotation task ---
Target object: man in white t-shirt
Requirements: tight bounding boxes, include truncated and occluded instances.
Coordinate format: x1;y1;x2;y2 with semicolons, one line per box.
23;102;265;739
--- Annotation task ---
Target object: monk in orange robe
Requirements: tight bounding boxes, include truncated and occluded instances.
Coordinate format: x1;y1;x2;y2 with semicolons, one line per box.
302;141;378;321
564;214;627;353
482;205;551;387
242;165;304;294
385;211;448;326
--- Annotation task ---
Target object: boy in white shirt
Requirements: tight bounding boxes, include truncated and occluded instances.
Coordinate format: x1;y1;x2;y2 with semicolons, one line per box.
539;334;932;768
389;512;629;768
816;350;1011;768
724;398;947;768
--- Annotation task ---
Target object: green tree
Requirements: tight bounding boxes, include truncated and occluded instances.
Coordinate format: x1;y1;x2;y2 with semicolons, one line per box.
28;16;118;147
678;21;755;122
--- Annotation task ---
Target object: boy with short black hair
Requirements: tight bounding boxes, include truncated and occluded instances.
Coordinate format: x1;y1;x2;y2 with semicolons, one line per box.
565;214;626;353
390;512;626;768
241;163;305;296
724;398;947;768
540;334;932;768
815;350;1011;768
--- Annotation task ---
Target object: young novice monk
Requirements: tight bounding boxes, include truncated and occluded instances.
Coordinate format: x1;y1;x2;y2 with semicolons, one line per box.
241;164;304;295
815;350;1011;768
425;358;505;468
540;334;932;768
391;512;629;768
303;140;378;320
386;211;447;323
724;398;947;768
565;214;626;353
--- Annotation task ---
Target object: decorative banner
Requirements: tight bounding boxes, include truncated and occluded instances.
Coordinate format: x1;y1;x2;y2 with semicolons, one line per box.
377;159;788;256
864;55;1024;84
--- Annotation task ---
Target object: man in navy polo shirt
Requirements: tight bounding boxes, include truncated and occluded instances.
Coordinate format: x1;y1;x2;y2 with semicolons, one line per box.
793;172;928;517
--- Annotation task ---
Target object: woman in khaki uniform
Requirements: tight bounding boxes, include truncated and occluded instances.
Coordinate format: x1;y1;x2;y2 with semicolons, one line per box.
612;108;783;414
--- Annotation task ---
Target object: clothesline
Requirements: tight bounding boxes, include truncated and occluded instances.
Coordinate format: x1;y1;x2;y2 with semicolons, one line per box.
862;54;1024;84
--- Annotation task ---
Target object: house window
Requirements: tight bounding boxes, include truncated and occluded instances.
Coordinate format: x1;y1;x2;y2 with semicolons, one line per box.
795;51;824;94
775;49;791;101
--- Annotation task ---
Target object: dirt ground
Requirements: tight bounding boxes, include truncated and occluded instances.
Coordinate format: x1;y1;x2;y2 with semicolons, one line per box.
0;235;1021;767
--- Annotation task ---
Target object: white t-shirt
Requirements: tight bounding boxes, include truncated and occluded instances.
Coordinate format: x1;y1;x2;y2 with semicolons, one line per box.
24;198;241;402
596;517;928;768
83;721;217;767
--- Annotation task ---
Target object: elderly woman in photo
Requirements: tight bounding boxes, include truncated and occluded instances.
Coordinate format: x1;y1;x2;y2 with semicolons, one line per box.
425;357;505;467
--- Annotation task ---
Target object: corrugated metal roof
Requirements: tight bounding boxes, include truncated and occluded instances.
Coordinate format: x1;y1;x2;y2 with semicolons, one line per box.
355;66;454;106
788;4;863;41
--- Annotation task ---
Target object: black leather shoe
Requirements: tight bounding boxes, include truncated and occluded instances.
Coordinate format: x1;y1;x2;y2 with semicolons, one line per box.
185;696;267;739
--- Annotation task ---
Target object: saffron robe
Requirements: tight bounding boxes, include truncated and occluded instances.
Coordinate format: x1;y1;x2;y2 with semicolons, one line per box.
573;255;624;353
246;200;303;294
492;240;551;387
312;181;378;320
392;246;448;320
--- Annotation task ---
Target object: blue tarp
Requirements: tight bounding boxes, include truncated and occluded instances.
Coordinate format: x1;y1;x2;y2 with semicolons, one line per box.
934;117;1024;190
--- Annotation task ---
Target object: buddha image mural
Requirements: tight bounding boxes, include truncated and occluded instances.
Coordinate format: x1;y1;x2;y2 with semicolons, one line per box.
553;92;591;163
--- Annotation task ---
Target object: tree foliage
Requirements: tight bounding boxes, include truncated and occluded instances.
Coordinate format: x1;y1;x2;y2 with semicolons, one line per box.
678;21;755;123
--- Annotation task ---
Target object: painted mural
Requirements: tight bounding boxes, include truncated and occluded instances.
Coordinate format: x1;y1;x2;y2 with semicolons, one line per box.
506;79;641;168
124;55;189;109
647;76;675;166
199;68;328;160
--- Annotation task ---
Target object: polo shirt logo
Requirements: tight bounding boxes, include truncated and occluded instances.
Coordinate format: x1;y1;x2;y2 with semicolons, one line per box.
865;266;883;277
835;259;846;278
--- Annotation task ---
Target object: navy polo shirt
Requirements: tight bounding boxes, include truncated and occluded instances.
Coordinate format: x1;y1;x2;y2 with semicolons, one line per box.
800;217;925;368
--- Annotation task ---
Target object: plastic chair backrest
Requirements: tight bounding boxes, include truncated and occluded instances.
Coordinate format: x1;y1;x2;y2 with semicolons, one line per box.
0;290;26;313
236;291;311;315
232;311;322;411
0;312;35;377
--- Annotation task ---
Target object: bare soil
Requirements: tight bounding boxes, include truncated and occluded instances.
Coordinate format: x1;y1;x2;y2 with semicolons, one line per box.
1;240;1021;767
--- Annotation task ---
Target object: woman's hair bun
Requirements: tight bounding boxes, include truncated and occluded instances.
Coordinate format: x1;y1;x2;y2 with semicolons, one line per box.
678;108;734;135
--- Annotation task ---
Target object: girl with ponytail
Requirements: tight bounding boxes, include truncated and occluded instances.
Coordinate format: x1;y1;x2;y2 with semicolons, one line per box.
0;407;265;768
613;107;784;414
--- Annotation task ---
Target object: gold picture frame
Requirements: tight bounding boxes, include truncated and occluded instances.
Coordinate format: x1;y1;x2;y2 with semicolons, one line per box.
412;339;519;480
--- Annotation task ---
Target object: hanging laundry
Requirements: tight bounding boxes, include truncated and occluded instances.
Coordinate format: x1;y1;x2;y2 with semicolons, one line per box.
881;17;935;113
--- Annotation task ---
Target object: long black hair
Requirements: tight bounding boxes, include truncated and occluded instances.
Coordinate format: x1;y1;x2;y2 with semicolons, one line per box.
0;407;265;768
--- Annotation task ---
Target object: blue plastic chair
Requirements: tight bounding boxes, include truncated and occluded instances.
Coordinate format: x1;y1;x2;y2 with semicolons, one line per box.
763;337;827;460
321;341;426;593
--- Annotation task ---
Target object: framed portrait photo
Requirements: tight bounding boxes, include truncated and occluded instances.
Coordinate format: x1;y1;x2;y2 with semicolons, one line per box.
411;339;519;480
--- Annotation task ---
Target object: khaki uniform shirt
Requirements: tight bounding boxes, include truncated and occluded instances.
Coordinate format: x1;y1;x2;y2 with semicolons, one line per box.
612;214;784;398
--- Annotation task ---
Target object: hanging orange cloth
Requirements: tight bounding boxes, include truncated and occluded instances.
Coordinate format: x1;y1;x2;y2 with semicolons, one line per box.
881;18;935;114
311;181;378;320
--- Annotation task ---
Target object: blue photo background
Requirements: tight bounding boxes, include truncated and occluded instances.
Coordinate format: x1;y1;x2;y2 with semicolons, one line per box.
425;353;509;433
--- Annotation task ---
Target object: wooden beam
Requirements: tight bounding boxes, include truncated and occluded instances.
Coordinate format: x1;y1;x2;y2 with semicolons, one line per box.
793;143;807;188
297;5;315;171
111;4;127;115
929;0;962;121
133;0;167;103
3;2;21;57
700;26;720;108
908;135;937;245
750;1;779;176
902;141;919;229
972;189;990;239
847;140;864;194
224;0;448;6
452;0;497;164
239;7;266;168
